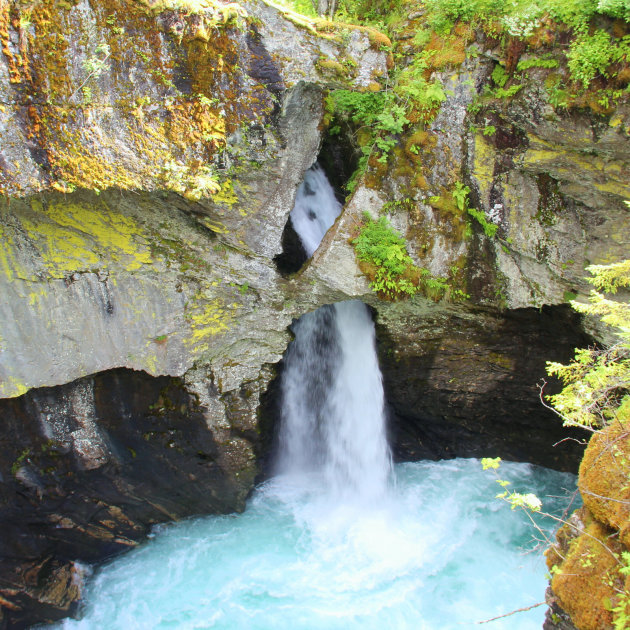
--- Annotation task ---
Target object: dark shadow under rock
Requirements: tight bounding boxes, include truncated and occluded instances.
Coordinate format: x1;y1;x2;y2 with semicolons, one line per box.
374;303;591;472
0;368;251;629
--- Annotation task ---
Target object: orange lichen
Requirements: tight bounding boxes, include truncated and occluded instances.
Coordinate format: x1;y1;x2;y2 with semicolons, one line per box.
547;508;620;630
579;420;630;547
366;27;391;50
425;33;466;71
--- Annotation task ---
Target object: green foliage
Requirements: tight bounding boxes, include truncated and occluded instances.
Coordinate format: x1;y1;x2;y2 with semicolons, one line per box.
327;89;407;171
598;0;630;20
420;0;630;90
73;40;111;103
567;29;630;88
451;182;499;238
276;0;318;17
493;84;524;99
517;57;560;71
326;90;387;127
467;207;499;237
421;0;628;35
547;85;571;109
491;64;509;88
423;0;504;32
613;552;630;629
326;54;445;187
481;457;543;510
353;214;419;299
452;181;470;212
545;260;630;429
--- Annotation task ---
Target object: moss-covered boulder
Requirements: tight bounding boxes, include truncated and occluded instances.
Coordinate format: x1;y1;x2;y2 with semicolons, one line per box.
545;418;630;630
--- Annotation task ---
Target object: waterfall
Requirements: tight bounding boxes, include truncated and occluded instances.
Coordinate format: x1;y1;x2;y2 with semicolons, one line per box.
277;164;391;501
289;163;342;257
50;163;579;630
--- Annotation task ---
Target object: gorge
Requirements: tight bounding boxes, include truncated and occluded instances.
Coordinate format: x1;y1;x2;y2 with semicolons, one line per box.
0;0;629;627
48;168;577;629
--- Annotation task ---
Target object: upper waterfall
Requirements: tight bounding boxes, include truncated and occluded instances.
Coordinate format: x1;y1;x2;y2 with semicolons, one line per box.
289;163;342;258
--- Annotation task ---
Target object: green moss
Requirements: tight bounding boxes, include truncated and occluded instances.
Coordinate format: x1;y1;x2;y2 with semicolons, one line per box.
316;55;346;76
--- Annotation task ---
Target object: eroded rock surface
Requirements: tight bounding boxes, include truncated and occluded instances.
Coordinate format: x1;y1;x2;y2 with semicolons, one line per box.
1;0;630;627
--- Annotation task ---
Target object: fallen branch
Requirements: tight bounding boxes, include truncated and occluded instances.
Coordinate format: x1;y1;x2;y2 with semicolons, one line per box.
477;601;545;624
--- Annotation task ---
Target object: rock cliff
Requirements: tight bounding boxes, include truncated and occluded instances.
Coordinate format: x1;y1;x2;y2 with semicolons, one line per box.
0;0;629;627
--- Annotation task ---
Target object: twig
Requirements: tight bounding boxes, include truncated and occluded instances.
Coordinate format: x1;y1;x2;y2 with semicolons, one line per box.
477;601;545;624
69;51;111;102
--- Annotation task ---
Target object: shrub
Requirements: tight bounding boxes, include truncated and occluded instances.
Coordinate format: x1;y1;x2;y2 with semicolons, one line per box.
353;214;420;299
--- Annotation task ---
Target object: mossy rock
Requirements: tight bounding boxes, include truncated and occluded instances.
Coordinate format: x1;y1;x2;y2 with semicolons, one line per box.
548;507;620;630
579;418;630;547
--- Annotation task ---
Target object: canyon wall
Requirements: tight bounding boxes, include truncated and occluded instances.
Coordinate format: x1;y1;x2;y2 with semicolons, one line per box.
0;0;628;626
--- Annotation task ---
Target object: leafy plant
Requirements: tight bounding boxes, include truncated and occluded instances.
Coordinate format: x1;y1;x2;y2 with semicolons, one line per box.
467;207;499;237
517;57;560;71
452;181;470;211
613;552;630;630
326;49;446;187
598;0;630;20
451;182;499;238
493;84;524;99
491;64;509;88
568;29;623;88
353;214;419;299
544;260;630;430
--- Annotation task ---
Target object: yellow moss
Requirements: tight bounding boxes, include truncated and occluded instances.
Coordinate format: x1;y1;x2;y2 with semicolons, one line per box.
404;130;437;164
196;216;229;234
141;351;160;374
186;298;231;350
19;199;152;277
0;376;29;399
0;225;20;282
213;179;239;208
428;191;461;217
472;134;496;203
28;286;47;307
522;137;628;197
316;56;345;76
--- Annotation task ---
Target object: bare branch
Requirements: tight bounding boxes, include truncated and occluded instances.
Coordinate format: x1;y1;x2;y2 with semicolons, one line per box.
477;601;545;624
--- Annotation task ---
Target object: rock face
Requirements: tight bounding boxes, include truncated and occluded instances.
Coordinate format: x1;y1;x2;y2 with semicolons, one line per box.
374;301;589;470
0;369;253;627
0;0;392;625
544;420;630;630
0;0;629;627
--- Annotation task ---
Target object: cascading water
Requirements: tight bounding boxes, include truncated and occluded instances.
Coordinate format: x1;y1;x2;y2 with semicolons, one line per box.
278;163;390;500
53;163;579;630
277;301;391;501
288;163;342;257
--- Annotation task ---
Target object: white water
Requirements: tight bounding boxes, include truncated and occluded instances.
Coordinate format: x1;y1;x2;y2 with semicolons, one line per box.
289;163;342;257
53;460;576;630
276;300;391;502
51;165;579;629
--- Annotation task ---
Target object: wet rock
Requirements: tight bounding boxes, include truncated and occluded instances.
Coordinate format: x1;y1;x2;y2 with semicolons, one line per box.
0;368;265;627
